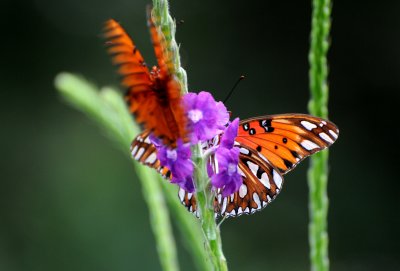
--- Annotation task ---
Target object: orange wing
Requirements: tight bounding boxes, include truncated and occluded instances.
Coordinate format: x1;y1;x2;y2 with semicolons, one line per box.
130;114;339;218
147;7;176;77
237;114;339;174
104;19;187;146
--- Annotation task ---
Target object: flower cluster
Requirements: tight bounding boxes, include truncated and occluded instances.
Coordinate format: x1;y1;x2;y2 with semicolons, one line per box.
152;91;242;196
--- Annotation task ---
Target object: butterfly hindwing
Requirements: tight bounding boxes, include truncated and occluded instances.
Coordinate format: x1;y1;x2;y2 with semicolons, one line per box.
130;130;171;179
220;146;284;217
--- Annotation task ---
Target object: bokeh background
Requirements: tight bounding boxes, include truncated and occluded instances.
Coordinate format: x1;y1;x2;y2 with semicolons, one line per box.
1;0;399;270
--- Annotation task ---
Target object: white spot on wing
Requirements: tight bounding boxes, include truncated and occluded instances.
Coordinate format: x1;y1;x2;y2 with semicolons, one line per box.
237;207;243;215
131;145;138;156
145;152;157;164
134;148;145;160
247;161;259;176
329;129;338;139
244;207;250;213
319;132;334;144
301;140;319;150
301;120;317;131
260;173;270;189
253;193;261;209
221;197;227;214
187;193;193;200
273;170;283;189
239;184;248;198
178;189;185;202
240;148;250;155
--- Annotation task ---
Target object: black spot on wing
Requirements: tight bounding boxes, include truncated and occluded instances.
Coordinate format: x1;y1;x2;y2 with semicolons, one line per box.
283;159;293;169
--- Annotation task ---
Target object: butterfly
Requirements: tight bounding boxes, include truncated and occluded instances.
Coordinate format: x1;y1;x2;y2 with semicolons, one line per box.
103;11;186;146
131;114;339;218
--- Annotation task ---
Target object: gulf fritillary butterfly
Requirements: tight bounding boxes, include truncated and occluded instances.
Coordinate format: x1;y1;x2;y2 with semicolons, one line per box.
103;14;186;146
131;114;339;218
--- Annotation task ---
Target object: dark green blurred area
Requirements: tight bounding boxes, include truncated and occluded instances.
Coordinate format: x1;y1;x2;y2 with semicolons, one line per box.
1;0;400;270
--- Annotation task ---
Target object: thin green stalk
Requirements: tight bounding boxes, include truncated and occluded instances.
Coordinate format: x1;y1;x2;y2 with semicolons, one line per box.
192;144;228;271
152;1;227;270
55;73;179;271
308;0;332;270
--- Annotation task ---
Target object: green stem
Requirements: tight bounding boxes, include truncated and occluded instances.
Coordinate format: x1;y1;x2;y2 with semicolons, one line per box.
192;144;228;271
161;181;213;271
151;1;226;269
308;0;332;270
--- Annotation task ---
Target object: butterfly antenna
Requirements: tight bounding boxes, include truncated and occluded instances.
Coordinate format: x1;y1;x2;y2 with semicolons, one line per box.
223;75;245;103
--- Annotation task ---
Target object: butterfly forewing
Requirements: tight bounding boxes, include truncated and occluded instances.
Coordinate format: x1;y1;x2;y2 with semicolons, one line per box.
237;114;339;174
147;7;176;77
103;20;152;91
104;18;187;146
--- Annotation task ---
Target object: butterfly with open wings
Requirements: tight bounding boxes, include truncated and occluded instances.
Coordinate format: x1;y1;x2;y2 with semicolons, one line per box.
131;114;338;218
104;12;339;218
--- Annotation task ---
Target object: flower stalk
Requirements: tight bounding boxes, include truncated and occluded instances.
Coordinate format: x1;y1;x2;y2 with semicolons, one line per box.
192;144;228;271
308;0;332;270
152;1;228;270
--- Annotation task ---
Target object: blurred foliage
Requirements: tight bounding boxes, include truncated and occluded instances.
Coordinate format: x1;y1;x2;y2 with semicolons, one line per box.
1;0;400;270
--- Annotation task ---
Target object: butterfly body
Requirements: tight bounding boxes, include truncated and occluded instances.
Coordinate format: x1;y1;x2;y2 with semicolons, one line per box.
131;114;339;218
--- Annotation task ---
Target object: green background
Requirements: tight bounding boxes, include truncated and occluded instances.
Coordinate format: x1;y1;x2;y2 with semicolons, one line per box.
1;0;399;270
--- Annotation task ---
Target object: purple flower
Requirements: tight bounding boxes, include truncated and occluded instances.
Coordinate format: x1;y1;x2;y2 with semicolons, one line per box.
183;91;229;143
211;147;242;197
157;140;195;192
220;118;239;149
171;175;195;193
149;133;163;148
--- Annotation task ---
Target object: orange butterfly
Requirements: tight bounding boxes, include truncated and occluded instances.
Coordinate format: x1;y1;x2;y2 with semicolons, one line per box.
103;13;186;146
131;114;339;217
